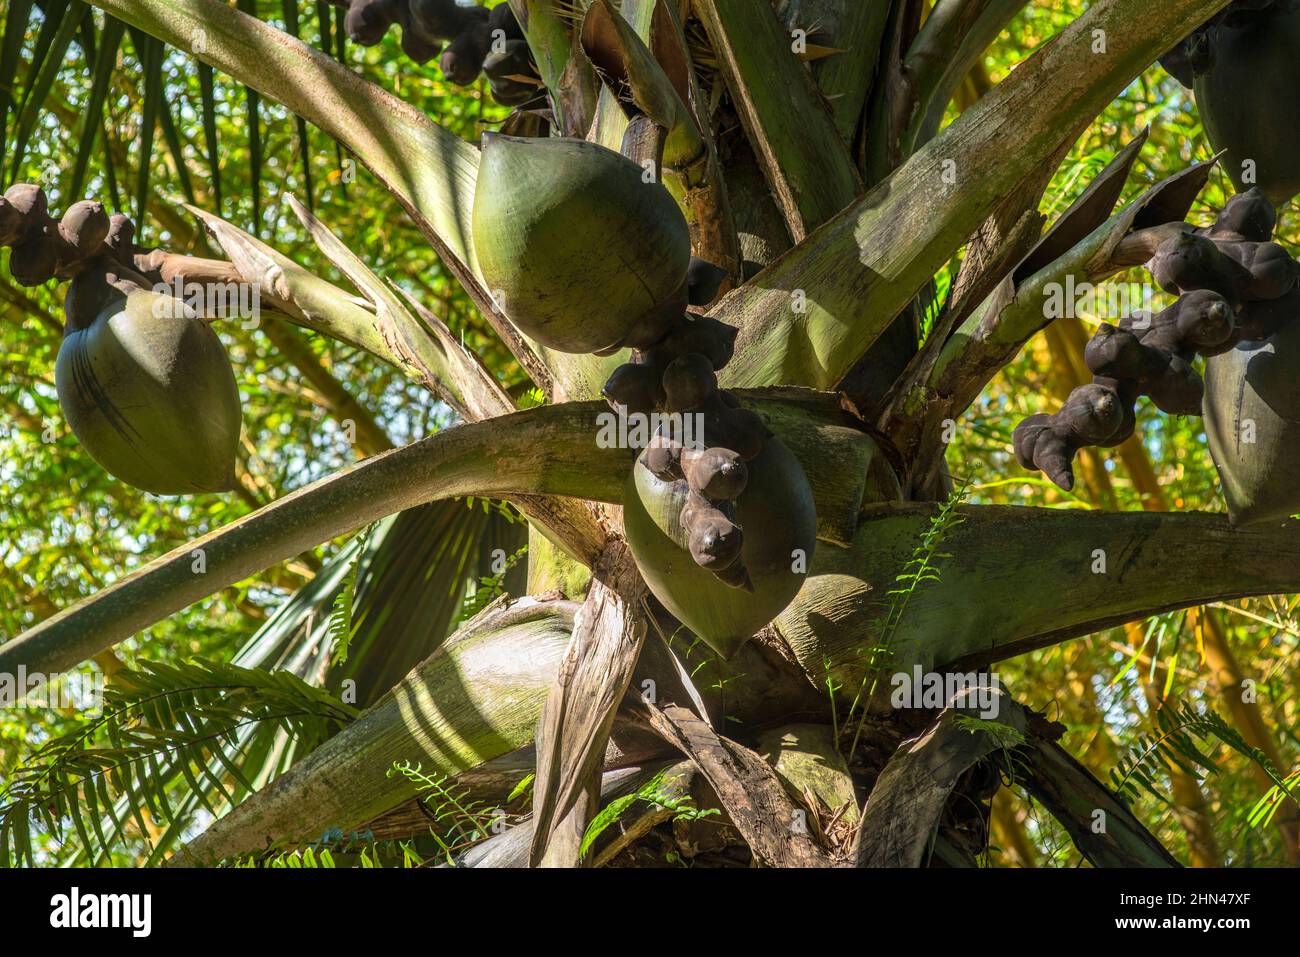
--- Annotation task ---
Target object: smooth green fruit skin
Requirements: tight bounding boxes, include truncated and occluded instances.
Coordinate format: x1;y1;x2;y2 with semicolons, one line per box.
1205;317;1300;525
55;291;241;495
623;437;816;658
1196;10;1300;204
472;134;691;354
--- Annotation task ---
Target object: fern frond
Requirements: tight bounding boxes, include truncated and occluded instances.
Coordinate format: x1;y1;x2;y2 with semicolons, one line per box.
579;769;717;860
389;760;519;865
843;477;974;754
457;543;528;624
329;523;376;665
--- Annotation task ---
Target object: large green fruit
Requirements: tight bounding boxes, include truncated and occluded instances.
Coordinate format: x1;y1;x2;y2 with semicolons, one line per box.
1204;311;1300;524
1195;6;1300;204
55;289;241;495
472;134;691;354
623;436;816;658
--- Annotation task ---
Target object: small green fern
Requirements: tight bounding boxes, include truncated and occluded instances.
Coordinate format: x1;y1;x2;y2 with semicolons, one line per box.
389;760;519;865
329;523;376;665
230;829;427;869
457;544;528;624
843;477;973;754
580;769;718;860
953;714;1026;751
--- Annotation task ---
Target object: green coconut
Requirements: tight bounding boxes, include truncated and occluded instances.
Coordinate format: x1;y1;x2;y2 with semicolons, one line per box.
472;133;691;354
1195;7;1300;204
1205;310;1300;524
55;288;241;495
623;436;816;658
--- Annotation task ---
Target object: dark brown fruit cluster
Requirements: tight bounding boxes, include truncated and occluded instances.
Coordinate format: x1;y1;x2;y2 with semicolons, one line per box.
1015;187;1299;491
603;265;771;591
329;0;538;105
0;183;137;287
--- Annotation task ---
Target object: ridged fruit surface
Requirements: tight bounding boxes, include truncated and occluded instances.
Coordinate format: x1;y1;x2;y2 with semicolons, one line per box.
55;290;241;495
1205;314;1300;524
623;435;816;658
472;134;691;354
1196;8;1300;204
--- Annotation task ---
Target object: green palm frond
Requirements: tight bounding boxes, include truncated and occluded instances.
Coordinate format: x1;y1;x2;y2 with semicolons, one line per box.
329;499;527;708
0;0;37;170
0;659;358;867
67;14;122;197
7;0;82;186
1250;766;1300;830
43;499;513;866
1109;702;1300;824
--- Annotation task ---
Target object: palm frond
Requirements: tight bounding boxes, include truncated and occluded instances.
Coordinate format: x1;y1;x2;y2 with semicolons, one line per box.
67;14;123;197
0;659;358;867
8;0;84;186
0;0;37;171
1109;702;1300;826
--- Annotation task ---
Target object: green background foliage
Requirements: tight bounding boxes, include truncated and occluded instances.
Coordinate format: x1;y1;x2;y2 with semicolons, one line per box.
0;0;1296;866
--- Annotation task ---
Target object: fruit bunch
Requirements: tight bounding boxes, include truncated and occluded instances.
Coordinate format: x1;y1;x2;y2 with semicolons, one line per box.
472;130;773;586
329;0;538;105
1014;187;1299;492
1;183;242;495
0;183;134;286
610;327;773;591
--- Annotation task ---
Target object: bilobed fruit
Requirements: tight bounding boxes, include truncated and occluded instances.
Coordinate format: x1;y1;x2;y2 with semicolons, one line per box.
623;434;816;658
1193;4;1300;203
472;134;691;354
55;283;241;495
1205;311;1300;524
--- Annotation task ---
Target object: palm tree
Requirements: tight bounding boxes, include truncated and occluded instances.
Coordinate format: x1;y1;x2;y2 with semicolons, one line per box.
2;0;1298;867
